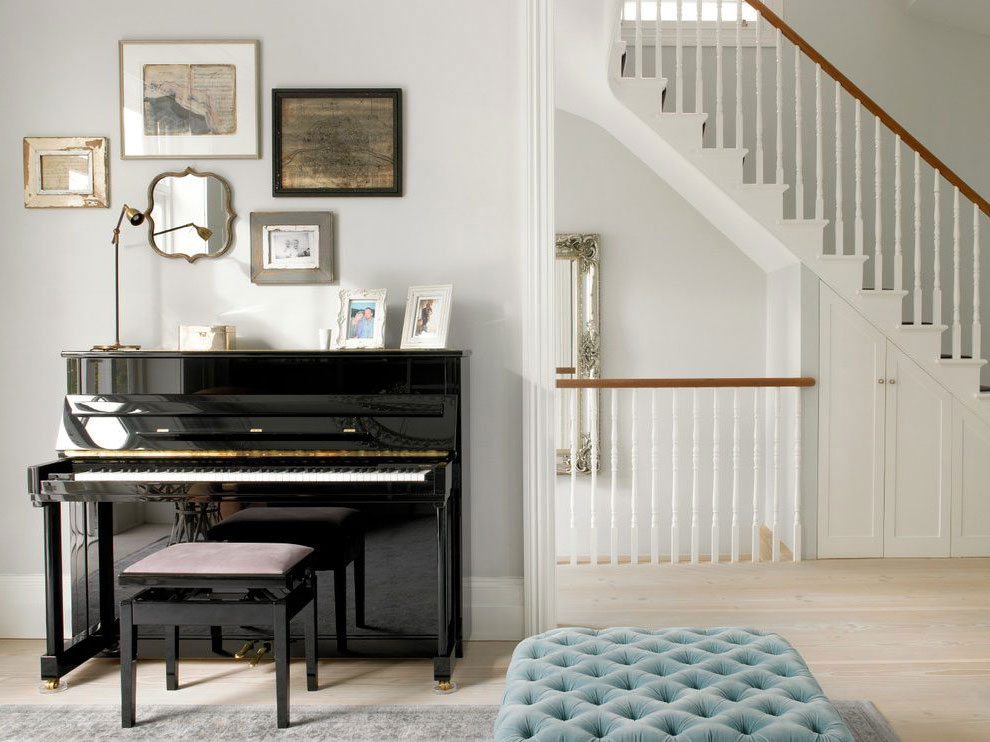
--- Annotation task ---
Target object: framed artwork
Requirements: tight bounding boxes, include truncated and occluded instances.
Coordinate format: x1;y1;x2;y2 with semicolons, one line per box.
400;284;453;349
23;137;108;208
272;88;402;196
336;289;387;349
250;211;333;285
119;39;260;159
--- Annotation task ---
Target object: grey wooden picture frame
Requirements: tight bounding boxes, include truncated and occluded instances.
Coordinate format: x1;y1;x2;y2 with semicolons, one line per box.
250;211;334;285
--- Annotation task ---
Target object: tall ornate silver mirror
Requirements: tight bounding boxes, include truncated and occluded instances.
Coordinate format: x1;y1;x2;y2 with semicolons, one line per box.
555;233;600;474
147;167;235;262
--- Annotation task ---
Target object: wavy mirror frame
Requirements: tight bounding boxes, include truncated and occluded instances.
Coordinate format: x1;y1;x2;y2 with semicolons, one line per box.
556;233;601;475
146;166;236;263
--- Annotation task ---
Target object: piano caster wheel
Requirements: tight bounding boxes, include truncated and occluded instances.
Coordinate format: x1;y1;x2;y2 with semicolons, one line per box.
38;678;68;694
248;642;271;668
433;680;457;695
234;641;256;660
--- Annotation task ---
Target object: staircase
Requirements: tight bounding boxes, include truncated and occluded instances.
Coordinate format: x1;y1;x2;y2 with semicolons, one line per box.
574;0;990;422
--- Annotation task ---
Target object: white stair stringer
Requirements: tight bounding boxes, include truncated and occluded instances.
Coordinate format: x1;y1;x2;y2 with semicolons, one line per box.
554;0;989;420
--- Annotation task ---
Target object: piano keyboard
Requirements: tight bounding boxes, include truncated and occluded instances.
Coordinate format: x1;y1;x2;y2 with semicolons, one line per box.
74;467;431;483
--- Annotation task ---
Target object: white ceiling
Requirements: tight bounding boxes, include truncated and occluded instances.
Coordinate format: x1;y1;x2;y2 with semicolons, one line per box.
904;0;990;37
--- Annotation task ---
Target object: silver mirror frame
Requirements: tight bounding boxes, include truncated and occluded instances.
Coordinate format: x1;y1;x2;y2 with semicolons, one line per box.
556;233;600;475
146;166;236;263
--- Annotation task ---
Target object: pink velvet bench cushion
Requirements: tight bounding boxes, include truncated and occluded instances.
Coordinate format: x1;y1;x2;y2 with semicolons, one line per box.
123;542;314;578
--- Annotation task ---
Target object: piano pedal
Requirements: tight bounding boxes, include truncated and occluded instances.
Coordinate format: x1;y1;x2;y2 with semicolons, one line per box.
233;640;256;660
248;642;271;668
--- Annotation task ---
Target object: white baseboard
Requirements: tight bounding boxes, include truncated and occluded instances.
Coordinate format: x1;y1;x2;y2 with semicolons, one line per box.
0;574;525;643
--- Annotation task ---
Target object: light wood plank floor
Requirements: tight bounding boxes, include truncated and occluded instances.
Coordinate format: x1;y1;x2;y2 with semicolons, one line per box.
557;558;990;742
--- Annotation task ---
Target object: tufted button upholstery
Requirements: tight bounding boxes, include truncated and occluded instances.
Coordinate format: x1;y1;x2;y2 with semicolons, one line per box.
494;627;854;742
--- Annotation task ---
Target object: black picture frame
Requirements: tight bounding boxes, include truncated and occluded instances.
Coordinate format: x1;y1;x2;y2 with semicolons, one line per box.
272;88;402;197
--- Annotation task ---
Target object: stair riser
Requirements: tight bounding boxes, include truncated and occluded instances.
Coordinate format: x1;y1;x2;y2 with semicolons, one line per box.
853;295;905;331
815;262;867;294
891;331;944;359
614;85;665;119
690;153;745;186
649;115;706;150
731;189;785;224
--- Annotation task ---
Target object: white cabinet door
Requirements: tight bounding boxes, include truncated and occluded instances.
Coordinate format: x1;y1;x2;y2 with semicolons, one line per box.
951;401;990;556
883;342;952;556
818;285;886;558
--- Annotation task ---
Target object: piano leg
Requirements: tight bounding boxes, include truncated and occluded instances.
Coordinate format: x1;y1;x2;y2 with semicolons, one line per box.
39;501;117;688
97;503;116;647
433;501;455;687
452;489;464;659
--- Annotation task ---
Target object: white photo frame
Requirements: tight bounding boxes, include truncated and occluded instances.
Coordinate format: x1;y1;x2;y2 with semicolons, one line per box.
336;289;387;349
119;39;260;159
23;137;109;208
400;284;453;349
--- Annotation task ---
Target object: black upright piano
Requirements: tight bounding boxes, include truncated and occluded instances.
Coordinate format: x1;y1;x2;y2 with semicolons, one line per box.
28;350;467;688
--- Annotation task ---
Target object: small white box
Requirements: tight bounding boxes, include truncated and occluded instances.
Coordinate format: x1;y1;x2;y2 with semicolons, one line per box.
178;325;236;351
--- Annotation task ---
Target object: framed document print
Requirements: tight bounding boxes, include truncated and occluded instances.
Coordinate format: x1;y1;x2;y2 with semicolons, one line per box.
272;89;402;196
119;39;260;159
250;211;334;285
23;136;108;208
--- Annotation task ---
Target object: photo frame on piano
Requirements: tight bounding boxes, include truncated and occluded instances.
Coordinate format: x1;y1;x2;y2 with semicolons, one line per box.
336;288;387;348
400;284;453;349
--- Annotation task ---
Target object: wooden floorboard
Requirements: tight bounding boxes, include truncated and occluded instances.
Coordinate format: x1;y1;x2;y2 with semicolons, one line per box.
556;558;990;742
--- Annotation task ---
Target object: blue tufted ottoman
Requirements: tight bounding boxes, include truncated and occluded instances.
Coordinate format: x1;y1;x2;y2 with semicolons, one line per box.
495;627;854;742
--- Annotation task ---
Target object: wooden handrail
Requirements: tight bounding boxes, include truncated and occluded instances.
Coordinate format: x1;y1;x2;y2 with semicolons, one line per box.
556;377;815;389
744;0;990;217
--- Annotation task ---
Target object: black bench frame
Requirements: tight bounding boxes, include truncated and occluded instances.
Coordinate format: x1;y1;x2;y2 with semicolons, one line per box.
119;564;317;729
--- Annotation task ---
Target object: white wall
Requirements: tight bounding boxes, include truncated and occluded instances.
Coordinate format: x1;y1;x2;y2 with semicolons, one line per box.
554;110;768;559
0;0;526;635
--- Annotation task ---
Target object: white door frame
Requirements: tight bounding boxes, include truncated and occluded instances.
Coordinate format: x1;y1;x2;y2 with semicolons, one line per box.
522;0;557;635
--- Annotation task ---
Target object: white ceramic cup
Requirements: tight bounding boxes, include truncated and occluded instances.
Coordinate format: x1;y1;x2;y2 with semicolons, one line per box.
318;328;333;350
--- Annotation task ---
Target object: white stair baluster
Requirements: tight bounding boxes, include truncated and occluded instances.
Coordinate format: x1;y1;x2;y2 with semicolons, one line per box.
874;118;883;290
855;101;864;256
772;387;781;563
730;388;740;563
670;390;680;564
775;28;783;184
675;0;684;112
815;65;824;221
755;12;764;183
590;383;599;565
569;387;578;565
934;176;943;326
735;0;743;151
715;0;724;148
975;205;983;361
711;389;721;564
913;153;923;323
894;136;903;291
630;389;639;565
751;387;761;562
696;0;704;116
651;388;660;564
835;82;844;254
610;388;619;565
691;389;700;564
793;388;803;562
655;0;662;81
794;48;804;219
953;187;962;358
635;0;643;79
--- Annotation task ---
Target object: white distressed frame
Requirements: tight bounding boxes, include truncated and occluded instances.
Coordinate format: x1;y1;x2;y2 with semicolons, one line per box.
335;288;387;349
23;137;109;208
400;284;453;349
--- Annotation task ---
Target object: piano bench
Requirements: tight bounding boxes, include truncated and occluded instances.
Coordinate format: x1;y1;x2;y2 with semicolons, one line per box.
208;506;366;653
118;542;319;730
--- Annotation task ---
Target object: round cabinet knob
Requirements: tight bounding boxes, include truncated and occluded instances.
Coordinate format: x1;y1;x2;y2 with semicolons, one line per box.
888;378;896;385
878;378;885;384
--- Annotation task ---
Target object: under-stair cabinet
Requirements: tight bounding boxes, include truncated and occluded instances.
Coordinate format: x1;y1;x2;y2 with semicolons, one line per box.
818;284;990;558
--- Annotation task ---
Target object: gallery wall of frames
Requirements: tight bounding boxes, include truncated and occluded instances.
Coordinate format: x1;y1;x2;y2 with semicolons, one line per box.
23;38;451;352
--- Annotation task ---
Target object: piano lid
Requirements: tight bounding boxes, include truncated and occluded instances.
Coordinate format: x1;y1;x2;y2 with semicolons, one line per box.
57;394;458;456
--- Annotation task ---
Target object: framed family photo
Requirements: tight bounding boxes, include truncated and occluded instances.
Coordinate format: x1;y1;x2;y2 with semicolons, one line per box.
250;212;333;284
336;289;387;349
401;284;452;349
272;88;402;196
23;136;109;208
119;39;260;159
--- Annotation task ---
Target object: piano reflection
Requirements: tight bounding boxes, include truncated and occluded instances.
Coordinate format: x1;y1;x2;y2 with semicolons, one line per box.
28;350;467;690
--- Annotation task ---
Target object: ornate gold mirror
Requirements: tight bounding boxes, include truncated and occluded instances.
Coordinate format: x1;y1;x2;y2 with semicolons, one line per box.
147;167;235;262
555;233;600;474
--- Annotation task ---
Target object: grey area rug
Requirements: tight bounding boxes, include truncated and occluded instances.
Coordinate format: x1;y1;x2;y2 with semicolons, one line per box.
0;702;898;741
